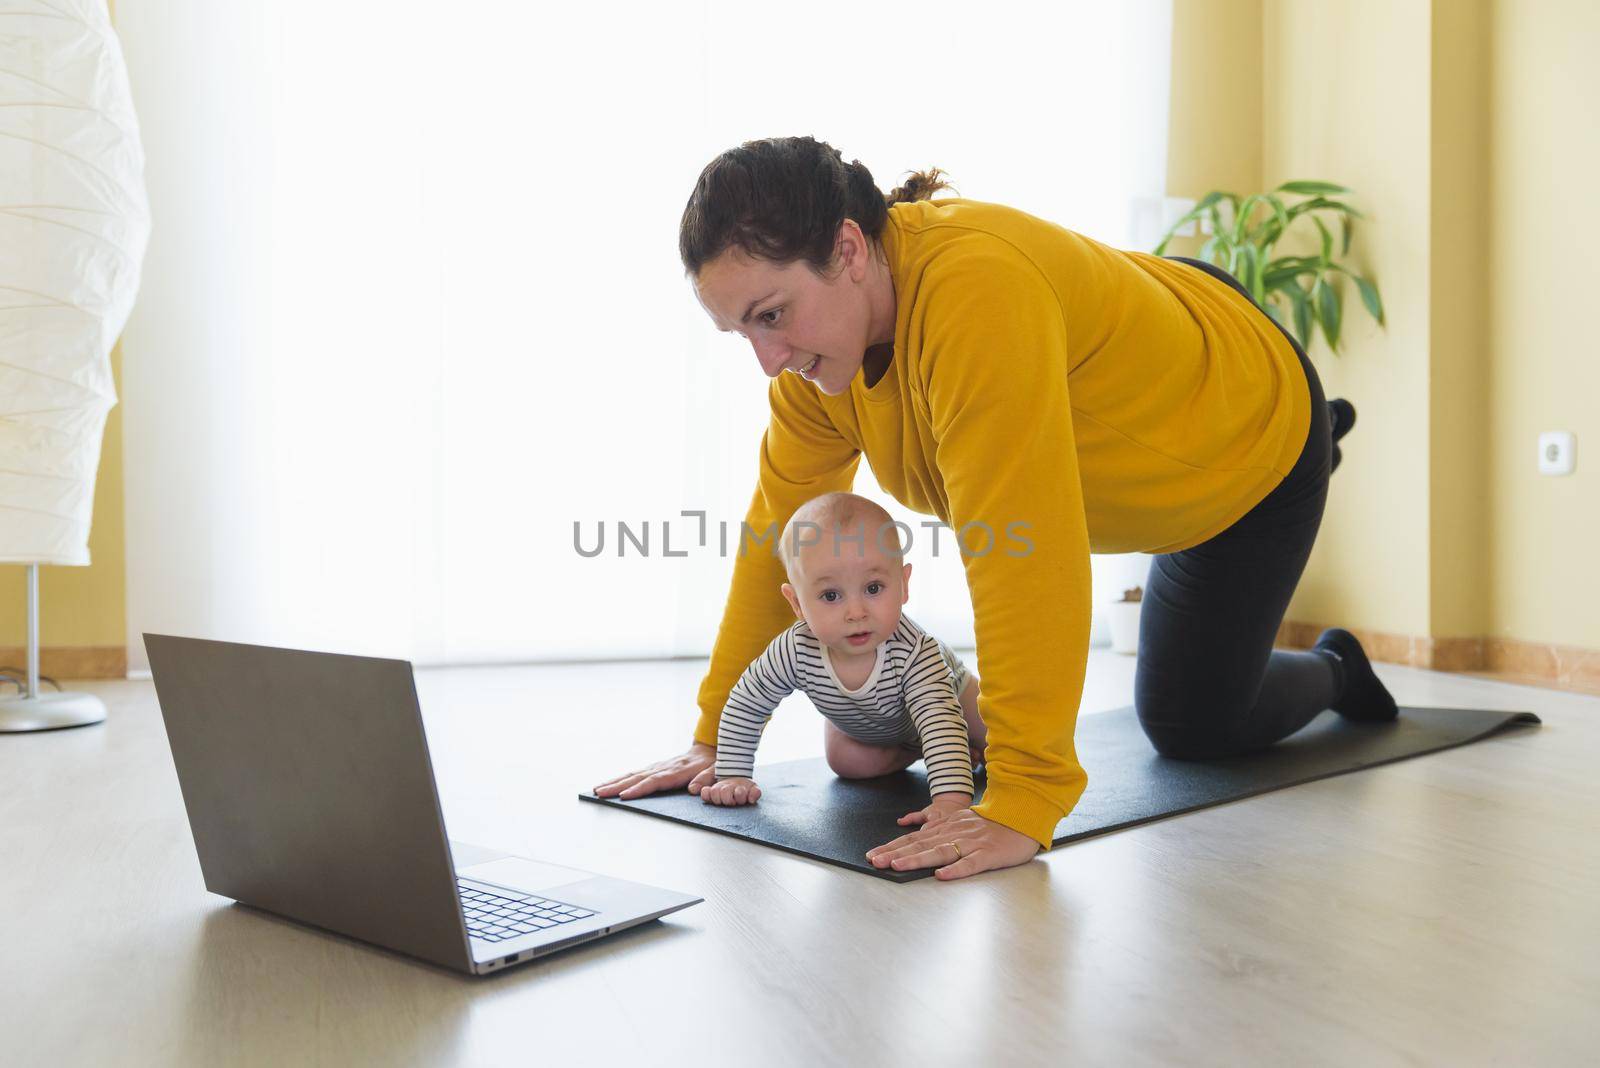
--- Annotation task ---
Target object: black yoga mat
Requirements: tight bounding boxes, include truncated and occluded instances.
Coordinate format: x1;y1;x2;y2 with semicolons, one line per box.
579;705;1541;882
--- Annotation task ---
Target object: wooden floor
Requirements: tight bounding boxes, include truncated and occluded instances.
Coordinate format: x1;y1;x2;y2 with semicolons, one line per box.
3;649;1596;1066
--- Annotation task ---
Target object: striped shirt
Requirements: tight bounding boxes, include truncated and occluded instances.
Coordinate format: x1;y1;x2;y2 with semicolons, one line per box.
713;614;976;799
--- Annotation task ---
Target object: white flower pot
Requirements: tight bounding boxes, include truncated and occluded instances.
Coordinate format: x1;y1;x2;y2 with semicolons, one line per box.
1106;600;1142;656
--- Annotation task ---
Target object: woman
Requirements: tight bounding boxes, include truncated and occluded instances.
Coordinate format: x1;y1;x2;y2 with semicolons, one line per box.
595;136;1397;881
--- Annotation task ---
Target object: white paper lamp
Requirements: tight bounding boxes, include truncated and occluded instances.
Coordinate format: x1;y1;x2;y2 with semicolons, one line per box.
0;1;150;731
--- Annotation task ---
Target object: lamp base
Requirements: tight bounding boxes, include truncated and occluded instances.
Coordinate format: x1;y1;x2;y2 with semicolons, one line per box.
0;691;108;732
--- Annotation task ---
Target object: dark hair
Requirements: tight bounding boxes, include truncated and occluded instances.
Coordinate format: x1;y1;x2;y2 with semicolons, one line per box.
678;136;953;277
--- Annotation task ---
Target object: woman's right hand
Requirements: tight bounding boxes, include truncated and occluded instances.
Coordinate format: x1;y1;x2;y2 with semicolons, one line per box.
592;741;717;800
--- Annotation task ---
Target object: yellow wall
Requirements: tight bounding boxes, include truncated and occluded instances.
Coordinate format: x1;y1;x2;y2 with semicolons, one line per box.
1166;0;1262;207
1264;0;1436;638
1170;0;1597;651
1429;0;1491;640
1485;0;1600;646
1167;0;1433;638
0;342;127;653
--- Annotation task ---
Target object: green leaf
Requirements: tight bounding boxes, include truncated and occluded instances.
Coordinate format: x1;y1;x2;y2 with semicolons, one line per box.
1310;197;1365;217
1252;221;1282;249
1267;194;1291;234
1238;244;1261;299
1340;214;1352;256
1291;286;1313;348
1216;193;1242;243
1249;217;1282;249
1252;194;1292;248
1265;278;1301;306
1352;273;1385;324
1233;194;1262;244
1153;191;1236;253
1320;263;1386;327
1276;180;1351;196
1316;274;1343;352
1264;264;1318;288
1266;254;1320;275
1312;216;1333;264
1284;197;1366;222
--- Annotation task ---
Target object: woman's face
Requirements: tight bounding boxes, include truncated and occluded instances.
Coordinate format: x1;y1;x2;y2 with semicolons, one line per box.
692;223;878;397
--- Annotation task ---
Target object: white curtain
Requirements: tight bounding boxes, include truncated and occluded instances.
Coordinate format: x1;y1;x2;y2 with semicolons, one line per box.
118;0;1172;671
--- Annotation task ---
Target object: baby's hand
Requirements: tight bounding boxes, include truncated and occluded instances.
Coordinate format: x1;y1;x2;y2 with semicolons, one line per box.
897;792;973;827
700;777;762;806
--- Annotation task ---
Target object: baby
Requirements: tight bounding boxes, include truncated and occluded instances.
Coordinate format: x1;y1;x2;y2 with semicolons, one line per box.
702;492;986;826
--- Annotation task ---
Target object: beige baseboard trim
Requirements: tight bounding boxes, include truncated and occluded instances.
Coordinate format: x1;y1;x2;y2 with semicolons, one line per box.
0;646;128;681
6;634;1597;696
1275;622;1600;695
1276;622;1481;671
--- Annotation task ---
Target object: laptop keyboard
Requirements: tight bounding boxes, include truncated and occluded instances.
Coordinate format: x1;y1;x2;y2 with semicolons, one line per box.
457;878;597;942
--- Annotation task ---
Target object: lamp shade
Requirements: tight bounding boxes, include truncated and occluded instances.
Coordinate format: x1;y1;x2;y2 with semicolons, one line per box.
0;1;149;565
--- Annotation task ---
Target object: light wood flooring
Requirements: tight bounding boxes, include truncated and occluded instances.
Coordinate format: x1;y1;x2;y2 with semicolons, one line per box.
2;649;1595;1066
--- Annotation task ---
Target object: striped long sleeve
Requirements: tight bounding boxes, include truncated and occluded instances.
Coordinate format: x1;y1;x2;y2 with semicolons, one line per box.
900;636;975;799
713;627;805;781
712;617;975;799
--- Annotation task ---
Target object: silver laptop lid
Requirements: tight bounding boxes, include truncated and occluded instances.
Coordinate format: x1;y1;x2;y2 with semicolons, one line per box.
144;634;471;972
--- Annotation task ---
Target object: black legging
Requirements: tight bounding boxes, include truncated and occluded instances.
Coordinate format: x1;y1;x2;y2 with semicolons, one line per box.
1133;256;1339;760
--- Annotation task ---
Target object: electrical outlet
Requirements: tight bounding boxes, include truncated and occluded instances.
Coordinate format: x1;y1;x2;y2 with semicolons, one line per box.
1537;431;1575;475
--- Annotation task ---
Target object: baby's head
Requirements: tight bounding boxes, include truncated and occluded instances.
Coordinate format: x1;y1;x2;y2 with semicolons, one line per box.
778;492;911;656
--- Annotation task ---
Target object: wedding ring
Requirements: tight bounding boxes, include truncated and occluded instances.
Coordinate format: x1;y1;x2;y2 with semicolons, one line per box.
949;840;963;861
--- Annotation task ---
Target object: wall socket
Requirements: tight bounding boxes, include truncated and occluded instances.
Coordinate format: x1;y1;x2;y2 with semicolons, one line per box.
1538;431;1576;476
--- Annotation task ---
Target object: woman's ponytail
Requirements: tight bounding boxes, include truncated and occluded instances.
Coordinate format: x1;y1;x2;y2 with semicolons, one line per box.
885;168;954;206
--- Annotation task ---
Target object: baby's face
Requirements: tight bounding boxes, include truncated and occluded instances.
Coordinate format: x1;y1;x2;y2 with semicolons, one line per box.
781;536;910;656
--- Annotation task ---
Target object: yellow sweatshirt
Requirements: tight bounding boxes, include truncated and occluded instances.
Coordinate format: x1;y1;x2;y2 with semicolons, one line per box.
692;198;1311;850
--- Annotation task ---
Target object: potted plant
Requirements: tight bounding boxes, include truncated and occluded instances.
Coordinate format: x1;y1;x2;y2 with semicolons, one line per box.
1107;585;1143;656
1154;180;1386;355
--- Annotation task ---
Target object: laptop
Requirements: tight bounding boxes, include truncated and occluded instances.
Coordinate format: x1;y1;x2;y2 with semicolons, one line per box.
144;633;702;976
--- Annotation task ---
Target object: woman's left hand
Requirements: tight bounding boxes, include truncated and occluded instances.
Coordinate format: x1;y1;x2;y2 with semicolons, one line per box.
895;792;972;829
865;807;1041;881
